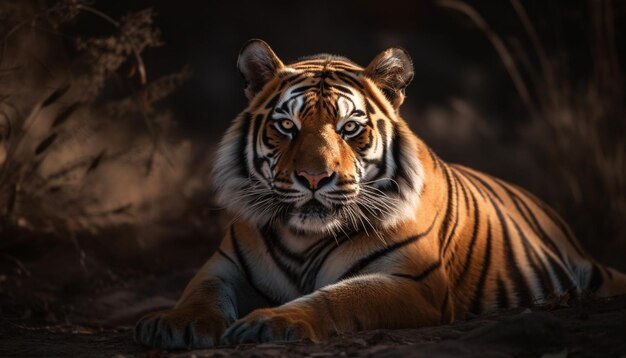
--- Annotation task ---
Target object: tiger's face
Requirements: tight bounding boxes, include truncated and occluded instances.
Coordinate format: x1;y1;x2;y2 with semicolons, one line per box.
264;80;378;234
214;40;424;236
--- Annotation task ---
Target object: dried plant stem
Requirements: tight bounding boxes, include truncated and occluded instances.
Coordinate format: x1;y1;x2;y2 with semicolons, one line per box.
74;4;173;171
76;4;147;88
437;0;537;117
510;0;558;105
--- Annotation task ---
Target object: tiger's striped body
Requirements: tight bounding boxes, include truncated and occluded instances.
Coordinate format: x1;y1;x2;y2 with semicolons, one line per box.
135;40;626;349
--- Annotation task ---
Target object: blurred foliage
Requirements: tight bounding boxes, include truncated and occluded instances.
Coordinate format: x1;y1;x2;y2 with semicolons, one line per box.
0;0;217;242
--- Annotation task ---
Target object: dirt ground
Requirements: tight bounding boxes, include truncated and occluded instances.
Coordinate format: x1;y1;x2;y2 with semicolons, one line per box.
1;295;625;357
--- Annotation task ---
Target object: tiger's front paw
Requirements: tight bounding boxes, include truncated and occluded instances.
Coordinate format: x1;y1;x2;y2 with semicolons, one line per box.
220;306;323;345
134;308;228;349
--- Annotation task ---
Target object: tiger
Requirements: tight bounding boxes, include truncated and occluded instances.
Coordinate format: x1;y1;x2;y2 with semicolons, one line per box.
134;39;626;349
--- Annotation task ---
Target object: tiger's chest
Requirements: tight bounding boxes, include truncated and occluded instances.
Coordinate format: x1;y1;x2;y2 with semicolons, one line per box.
245;227;404;303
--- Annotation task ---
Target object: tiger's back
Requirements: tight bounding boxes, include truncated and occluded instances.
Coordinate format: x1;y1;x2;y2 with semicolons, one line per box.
428;158;626;315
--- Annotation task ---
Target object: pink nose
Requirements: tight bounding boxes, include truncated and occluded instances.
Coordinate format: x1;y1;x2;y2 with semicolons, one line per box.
296;171;334;190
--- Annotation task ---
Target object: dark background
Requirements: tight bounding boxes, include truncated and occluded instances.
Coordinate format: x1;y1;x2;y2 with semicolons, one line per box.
77;1;600;135
0;0;624;328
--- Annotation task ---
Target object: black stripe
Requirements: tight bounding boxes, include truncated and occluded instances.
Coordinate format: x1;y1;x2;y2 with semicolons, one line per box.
370;119;389;184
365;98;376;115
217;249;238;268
392;261;441;282
440;288;451;323
263;226;307;264
488;195;533;307
339;213;438;280
438;165;455;254
265;93;281;109
325;189;357;196
519;187;585;258
513;209;576;293
299;99;316;119
390;126;413;190
302;233;342;257
261;126;275;150
455;166;487;200
427;146;439;171
510;217;553;301
290;84;317;94
469;220;492;314
336;178;357;186
282;92;307;111
334;71;365;90
364;87;391;118
299;233;356;292
279;72;306;84
544;251;577;293
491;177;563;259
251;114;266;176
452;169;470;212
453;193;481;286
496;276;509;309
261;229;302;291
442;167;462;255
275;188;300;194
512;193;563;259
458;168;505;204
330;84;355;95
230;226;278;306
332;64;362;73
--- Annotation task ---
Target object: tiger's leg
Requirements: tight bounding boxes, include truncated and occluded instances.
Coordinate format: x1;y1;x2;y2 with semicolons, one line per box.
134;236;268;349
221;273;452;344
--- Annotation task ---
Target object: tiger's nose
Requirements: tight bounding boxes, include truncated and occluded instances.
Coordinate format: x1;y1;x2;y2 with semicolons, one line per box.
294;171;335;190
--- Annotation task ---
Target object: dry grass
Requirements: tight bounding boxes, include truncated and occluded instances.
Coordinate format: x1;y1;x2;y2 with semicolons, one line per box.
0;0;212;245
438;0;626;266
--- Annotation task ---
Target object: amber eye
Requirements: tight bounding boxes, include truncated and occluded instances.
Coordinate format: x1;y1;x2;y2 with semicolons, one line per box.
343;121;357;133
341;121;362;138
278;119;295;131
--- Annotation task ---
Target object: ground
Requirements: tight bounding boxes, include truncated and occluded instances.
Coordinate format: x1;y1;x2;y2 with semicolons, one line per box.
2;296;626;357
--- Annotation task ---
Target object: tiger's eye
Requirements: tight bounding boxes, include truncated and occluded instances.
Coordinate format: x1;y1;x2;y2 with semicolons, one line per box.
280;119;294;130
343;121;358;133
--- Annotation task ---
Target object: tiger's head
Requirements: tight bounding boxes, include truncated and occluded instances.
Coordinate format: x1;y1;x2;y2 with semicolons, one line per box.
213;40;424;236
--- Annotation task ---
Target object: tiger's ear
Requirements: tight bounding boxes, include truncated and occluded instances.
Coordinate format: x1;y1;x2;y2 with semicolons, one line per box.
364;48;414;109
237;39;284;100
